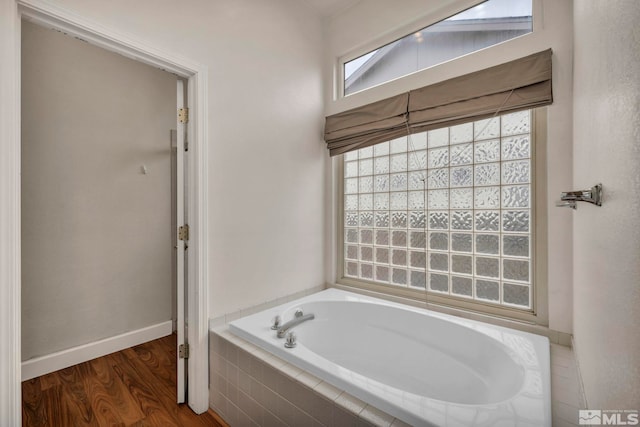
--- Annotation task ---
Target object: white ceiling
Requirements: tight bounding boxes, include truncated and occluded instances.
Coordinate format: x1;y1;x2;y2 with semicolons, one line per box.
301;0;361;17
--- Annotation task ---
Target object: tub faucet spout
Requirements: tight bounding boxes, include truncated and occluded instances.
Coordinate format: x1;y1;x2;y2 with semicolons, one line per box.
277;310;315;338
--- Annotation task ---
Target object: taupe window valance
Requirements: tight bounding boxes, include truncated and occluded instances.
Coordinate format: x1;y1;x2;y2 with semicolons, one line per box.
324;49;552;156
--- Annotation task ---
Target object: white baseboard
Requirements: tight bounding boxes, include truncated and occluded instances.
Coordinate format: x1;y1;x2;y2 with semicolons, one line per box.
21;320;173;381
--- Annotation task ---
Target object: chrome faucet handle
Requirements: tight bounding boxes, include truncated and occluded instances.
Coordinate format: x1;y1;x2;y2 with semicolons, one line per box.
284;331;297;348
294;309;303;318
271;315;281;330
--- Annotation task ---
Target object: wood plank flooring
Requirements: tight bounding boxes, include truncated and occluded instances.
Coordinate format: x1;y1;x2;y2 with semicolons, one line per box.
22;334;229;427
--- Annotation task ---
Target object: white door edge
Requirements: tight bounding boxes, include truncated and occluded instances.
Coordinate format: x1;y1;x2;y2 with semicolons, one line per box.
176;79;186;404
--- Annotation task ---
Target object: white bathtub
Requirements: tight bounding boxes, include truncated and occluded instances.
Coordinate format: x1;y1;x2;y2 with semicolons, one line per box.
229;288;551;426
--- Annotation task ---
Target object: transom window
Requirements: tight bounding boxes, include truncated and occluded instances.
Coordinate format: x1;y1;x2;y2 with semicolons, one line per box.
342;110;534;310
343;0;533;96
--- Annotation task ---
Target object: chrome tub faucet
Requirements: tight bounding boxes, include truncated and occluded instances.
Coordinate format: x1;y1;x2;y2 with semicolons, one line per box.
274;309;315;338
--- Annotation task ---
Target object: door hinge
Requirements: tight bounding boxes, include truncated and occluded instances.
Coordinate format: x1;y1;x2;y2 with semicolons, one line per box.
178;107;189;124
179;343;190;359
178;224;190;241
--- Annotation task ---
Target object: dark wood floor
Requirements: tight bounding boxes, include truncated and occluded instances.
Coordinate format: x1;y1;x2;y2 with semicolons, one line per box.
22;334;228;427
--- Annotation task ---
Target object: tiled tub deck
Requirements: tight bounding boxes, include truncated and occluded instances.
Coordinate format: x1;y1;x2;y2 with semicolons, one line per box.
210;327;409;427
209;328;585;427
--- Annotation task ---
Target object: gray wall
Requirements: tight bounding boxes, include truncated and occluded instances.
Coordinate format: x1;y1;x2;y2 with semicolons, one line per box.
573;0;640;408
21;21;176;360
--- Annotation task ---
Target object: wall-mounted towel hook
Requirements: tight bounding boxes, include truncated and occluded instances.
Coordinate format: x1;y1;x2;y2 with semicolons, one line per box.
556;183;603;209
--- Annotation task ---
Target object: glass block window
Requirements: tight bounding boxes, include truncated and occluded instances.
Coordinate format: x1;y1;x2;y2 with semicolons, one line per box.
343;110;533;310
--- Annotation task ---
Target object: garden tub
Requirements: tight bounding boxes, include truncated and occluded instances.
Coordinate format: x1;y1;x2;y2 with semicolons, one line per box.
229;288;550;426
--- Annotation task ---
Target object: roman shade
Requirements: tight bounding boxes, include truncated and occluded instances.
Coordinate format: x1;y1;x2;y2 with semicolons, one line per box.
324;49;552;156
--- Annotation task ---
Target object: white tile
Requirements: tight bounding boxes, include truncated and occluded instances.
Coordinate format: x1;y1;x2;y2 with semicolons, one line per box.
336;392;367;415
261;385;280;411
552;363;578;380
390;418;413;427
227;362;238;388
314;380;343;401
552;416;578;427
223;333;243;347
212;373;227;396
223;332;250;347
558;333;573;347
552;374;580;394
226;343;238;366
236;406;255;427
262;409;285;427
249;377;264;403
238;340;260;354
550;343;573;358
227;380;239;406
296;370;322;389
261;363;281;393
211;353;224;377
287;384;330;425
552;401;580;424
294;408;324;427
551;353;574;369
209;315;225;329
274;393;297;426
238;368;251;396
216;395;230;424
334;405;359;426
225;400;239;426
251;346;270;360
249;357;264;382
274;372;302;403
308;396;335;426
552;384;582;408
546;329;560;344
238;348;253;374
210;390;226;415
240;305;261;317
263;353;287;369
209;332;222;355
360;404;394;427
214;329;233;340
358;417;377;427
238;389;264;426
278;362;303;379
225;310;243;323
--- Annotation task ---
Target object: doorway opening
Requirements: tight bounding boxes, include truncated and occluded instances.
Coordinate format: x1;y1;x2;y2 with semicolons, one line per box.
9;1;210;418
21;16;188;404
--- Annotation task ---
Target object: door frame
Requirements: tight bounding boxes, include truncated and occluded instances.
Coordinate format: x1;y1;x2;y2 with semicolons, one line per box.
0;0;210;421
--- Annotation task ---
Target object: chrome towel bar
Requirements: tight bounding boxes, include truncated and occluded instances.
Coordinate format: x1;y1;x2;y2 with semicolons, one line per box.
556;183;603;209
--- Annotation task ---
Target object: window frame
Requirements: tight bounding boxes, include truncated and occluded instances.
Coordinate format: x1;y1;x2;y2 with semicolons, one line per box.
335;108;548;325
336;0;539;99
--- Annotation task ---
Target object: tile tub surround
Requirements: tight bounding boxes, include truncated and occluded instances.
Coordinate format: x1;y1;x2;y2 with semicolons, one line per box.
550;343;587;426
211;328;586;427
209;285;326;330
207;286;583;426
210;328;409;427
